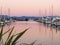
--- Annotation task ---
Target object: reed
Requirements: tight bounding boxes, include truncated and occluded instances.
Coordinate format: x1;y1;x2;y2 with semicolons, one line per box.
0;26;28;45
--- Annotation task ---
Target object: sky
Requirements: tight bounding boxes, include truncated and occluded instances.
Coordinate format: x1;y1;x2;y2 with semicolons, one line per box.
0;0;60;16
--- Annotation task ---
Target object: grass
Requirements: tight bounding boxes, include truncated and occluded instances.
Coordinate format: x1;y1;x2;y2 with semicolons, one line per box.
0;26;42;45
0;26;28;45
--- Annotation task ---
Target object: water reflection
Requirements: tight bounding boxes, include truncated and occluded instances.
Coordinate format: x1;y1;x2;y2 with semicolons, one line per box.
1;21;60;45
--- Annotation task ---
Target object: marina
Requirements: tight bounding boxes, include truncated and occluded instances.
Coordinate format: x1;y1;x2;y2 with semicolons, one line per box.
0;0;60;45
2;21;60;45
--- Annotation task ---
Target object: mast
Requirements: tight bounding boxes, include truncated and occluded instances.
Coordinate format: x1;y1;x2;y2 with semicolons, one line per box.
1;6;2;15
8;8;10;16
51;5;53;17
51;5;53;40
51;5;53;26
0;6;3;22
8;8;11;21
45;8;47;16
39;9;43;23
39;9;41;16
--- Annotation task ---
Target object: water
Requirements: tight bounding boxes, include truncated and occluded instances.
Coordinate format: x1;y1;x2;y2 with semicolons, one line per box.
1;21;60;45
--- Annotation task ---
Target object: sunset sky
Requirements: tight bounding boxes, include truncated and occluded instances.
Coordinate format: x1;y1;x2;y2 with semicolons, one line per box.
0;0;60;16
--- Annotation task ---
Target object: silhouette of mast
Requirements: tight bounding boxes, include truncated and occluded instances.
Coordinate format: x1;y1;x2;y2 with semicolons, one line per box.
7;8;11;27
8;8;11;20
39;9;41;16
51;5;53;40
39;8;42;17
0;6;2;21
49;5;51;15
8;8;10;16
45;9;47;33
45;9;47;16
51;5;53;27
51;5;53;17
1;6;2;15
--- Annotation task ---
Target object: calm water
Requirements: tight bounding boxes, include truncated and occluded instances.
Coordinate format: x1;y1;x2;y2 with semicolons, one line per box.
2;21;60;45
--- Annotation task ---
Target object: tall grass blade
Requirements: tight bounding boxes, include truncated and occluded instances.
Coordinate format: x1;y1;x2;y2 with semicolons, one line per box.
5;35;14;45
5;27;14;45
11;28;28;45
0;26;3;41
7;26;14;41
2;28;11;36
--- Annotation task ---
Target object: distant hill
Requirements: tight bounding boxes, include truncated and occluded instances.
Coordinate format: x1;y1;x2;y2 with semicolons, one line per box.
0;15;60;21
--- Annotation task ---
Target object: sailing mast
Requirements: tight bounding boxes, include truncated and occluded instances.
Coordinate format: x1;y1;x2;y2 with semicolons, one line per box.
1;6;2;15
8;8;11;21
51;5;53;18
0;6;2;21
45;8;47;17
39;9;43;22
51;5;53;40
8;8;10;16
51;5;53;27
39;9;41;16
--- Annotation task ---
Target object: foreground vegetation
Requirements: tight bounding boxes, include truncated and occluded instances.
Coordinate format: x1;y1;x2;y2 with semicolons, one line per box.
0;26;42;45
0;26;28;45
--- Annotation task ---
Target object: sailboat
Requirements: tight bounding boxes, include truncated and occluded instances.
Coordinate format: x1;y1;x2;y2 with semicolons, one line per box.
0;7;5;26
4;8;11;25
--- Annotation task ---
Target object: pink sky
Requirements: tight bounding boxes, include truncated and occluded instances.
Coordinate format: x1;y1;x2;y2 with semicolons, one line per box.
0;0;60;16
